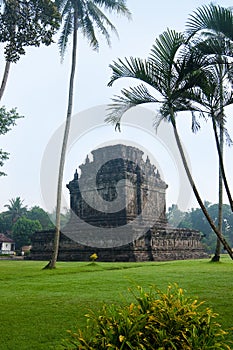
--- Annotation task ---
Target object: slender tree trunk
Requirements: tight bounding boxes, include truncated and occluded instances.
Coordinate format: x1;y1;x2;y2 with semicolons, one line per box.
171;116;233;259
0;60;11;101
212;122;223;261
212;73;224;262
44;8;78;269
212;117;233;212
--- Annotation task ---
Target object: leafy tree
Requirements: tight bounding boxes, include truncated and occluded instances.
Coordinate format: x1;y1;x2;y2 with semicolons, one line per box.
12;216;42;250
47;0;131;269
0;0;60;100
26;206;54;230
48;207;70;229
188;204;233;254
167;204;187;228
0;1;59;174
0;211;12;233
169;203;233;254
4;197;27;224
0;106;22;176
0;203;56;233
106;28;233;259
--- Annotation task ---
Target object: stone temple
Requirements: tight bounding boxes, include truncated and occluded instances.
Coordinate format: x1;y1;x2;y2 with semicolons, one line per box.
31;144;207;261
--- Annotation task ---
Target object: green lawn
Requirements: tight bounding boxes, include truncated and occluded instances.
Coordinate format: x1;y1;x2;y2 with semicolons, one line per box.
0;257;233;349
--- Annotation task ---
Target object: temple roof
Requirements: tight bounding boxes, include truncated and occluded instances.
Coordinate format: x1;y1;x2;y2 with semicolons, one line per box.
67;144;168;190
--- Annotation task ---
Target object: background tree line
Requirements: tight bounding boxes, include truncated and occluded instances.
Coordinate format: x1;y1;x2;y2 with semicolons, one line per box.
167;203;233;254
0;197;69;252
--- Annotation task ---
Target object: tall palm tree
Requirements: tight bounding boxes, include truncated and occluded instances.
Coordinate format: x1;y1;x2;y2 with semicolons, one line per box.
188;58;233;260
186;3;233;260
186;6;233;211
46;0;131;269
106;28;233;259
4;197;27;224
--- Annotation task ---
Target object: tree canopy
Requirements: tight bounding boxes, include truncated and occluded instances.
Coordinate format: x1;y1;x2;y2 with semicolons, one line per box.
12;216;42;249
0;107;23;176
168;203;233;254
0;0;60;62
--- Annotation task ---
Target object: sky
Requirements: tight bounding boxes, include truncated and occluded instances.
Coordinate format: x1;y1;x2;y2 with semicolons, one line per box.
1;0;233;214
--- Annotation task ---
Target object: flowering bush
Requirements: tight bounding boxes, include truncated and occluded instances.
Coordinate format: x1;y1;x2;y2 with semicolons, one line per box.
89;253;98;262
62;284;232;349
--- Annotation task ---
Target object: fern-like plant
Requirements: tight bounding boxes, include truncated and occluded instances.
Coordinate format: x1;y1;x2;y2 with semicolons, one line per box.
61;284;232;349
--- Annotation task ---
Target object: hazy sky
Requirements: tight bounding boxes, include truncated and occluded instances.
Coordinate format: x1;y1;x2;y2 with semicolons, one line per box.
1;0;233;213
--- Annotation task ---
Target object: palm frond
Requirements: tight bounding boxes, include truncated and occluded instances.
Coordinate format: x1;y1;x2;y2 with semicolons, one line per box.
213;110;233;146
108;57;157;88
148;28;189;97
152;110;165;131
224;127;233;146
173;48;208;92
186;4;233;40
191;110;201;133
93;0;131;19
58;9;73;61
106;84;159;125
153;103;179;130
79;11;99;50
149;29;184;74
55;0;69;12
223;90;233;108
86;2;118;48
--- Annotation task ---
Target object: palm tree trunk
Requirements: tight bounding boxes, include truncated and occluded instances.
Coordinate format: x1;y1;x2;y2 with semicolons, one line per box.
212;122;223;261
212;74;224;262
171;115;233;259
0;60;11;101
212;117;233;212
45;7;78;269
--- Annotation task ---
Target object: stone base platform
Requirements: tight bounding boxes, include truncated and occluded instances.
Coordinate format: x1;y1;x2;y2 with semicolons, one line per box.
30;225;207;262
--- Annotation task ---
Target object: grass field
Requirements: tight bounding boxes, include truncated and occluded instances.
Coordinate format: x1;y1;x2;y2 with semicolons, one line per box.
0;256;233;349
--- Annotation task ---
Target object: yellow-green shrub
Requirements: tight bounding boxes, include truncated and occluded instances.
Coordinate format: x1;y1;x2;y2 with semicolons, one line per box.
62;284;232;349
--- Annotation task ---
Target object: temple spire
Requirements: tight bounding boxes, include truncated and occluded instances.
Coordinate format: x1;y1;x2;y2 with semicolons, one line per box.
74;169;78;180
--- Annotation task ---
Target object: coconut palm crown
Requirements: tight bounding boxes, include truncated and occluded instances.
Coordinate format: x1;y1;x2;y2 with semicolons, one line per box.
56;0;131;60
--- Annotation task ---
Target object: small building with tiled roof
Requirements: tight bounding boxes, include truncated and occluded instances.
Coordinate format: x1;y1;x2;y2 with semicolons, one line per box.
0;234;15;255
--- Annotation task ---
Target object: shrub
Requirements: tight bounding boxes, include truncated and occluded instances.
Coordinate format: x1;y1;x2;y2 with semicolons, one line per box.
89;253;98;262
62;284;232;349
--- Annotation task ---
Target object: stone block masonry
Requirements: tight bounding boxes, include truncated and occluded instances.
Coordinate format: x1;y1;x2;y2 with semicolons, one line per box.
31;144;207;261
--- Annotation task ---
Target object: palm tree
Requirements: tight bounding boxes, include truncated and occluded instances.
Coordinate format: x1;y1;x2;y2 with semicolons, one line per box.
106;28;233;259
186;3;233;260
186;5;233;212
188;59;233;260
4;197;27;224
46;0;131;269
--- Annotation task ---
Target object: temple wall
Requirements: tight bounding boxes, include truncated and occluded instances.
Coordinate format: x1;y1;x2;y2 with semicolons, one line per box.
31;227;207;262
